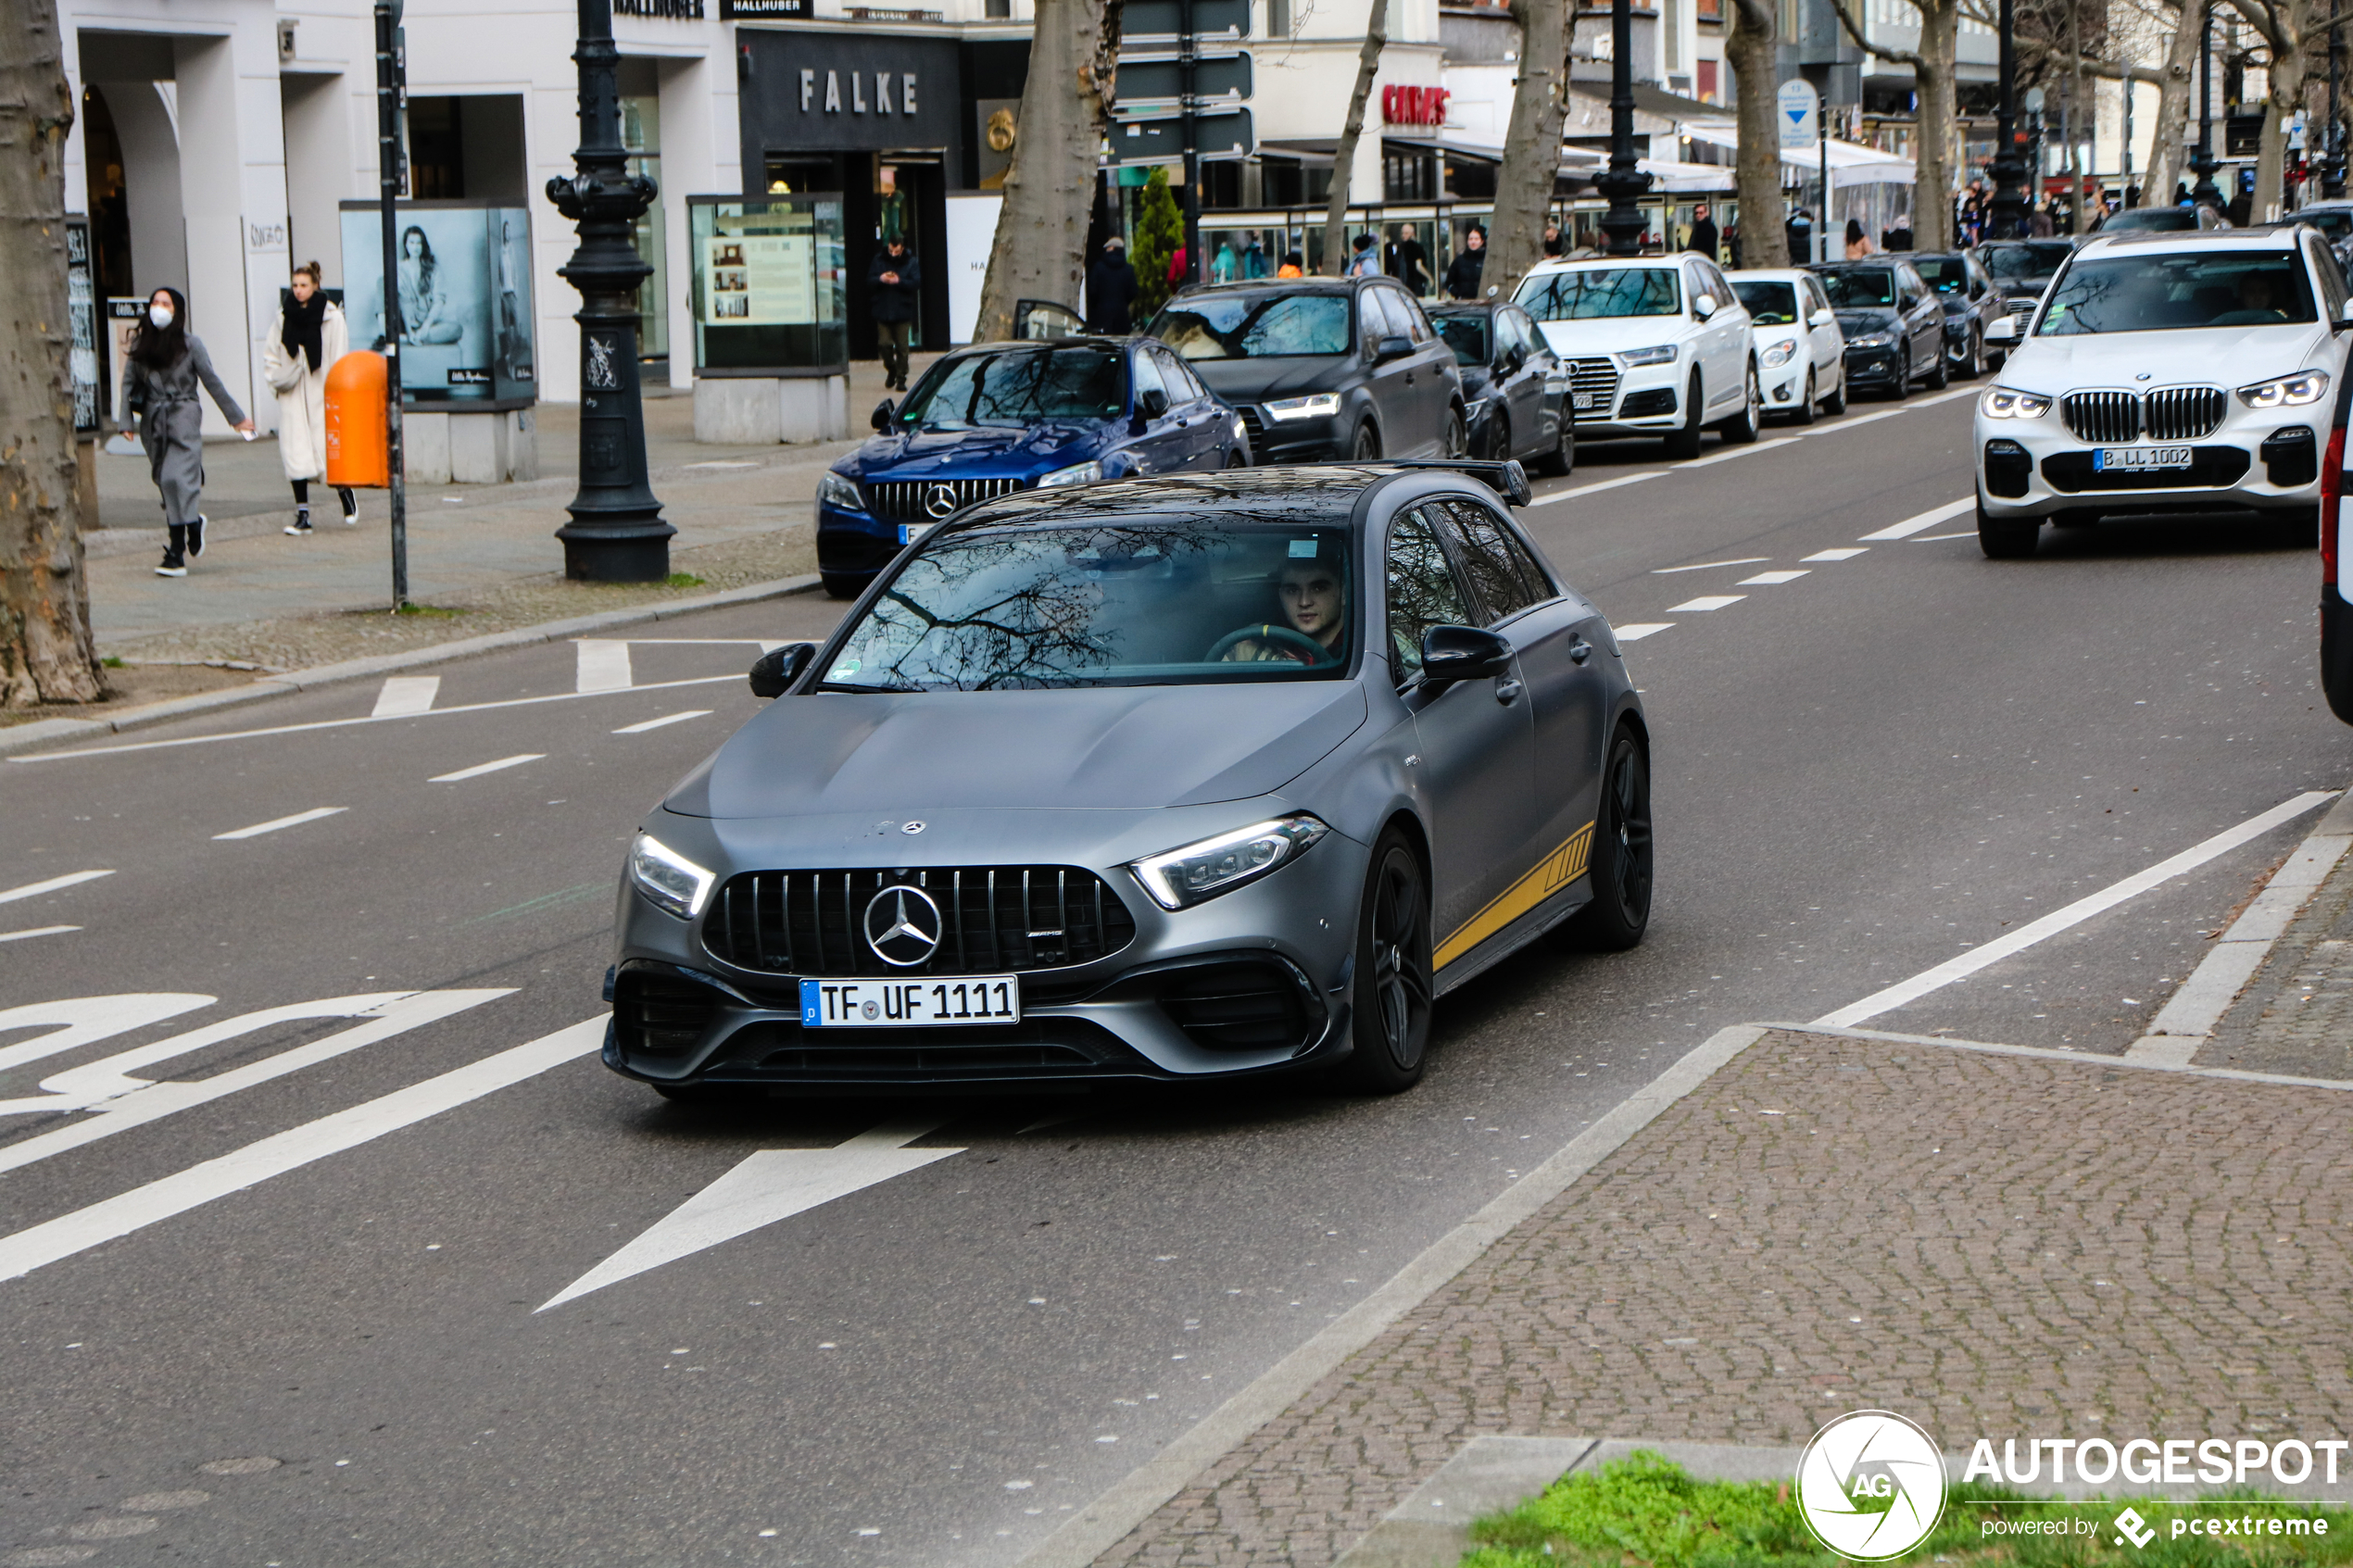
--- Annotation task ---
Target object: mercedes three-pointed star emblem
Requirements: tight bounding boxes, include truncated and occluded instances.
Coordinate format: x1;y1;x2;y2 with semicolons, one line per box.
924;483;962;520
863;884;944;967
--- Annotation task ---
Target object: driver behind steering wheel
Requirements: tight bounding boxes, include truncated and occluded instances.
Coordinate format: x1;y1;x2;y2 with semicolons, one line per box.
1218;546;1348;665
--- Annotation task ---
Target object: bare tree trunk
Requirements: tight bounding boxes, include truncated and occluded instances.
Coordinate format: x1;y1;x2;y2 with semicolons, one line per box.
973;0;1121;342
2070;0;2088;224
1727;0;1790;267
1832;0;1957;250
0;0;101;709
1487;0;1569;295
2143;0;2208;206
1322;0;1389;275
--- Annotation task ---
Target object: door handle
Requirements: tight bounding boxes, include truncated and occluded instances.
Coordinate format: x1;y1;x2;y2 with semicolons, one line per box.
1568;635;1592;664
1492;677;1523;705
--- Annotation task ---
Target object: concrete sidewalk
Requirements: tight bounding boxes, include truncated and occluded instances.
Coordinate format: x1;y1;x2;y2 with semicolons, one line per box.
1062;1024;2353;1568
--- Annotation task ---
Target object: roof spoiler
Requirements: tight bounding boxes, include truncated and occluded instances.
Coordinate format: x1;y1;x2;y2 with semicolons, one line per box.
1378;458;1535;508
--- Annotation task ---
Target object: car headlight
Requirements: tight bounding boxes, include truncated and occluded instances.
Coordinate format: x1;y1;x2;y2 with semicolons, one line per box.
1760;337;1797;369
629;833;716;921
2238;370;2331;408
1037;458;1105;488
817;471;864;511
1981;385;2053;419
1617;344;1678;367
1129;814;1329;910
1264;393;1342;421
1847;332;1896;350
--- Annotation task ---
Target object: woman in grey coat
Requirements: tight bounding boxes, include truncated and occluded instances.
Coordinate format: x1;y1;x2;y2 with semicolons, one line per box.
122;285;255;577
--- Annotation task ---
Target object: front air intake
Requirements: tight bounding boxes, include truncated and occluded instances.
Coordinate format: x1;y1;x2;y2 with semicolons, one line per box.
2061;391;2139;445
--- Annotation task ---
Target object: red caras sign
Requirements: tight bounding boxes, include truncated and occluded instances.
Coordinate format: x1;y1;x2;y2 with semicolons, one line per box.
1381;84;1449;126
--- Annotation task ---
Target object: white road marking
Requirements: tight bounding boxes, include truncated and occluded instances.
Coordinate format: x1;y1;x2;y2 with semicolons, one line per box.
1527;470;1667;506
1859;497;1974;540
1910;385;1982;408
0;926;79;944
11;674;743;763
0;990;510;1163
1613;623;1674;642
0;1015;605;1286
1652;557;1770;574
370;677;440;718
212;808;346;841
1737;570;1810;585
574;640;634;694
612;710;713;734
682;460;761;470
1802;547;1869;562
0;995;215;1075
1814;790;2338;1029
1682;436;1802;468
1667;595;1745;612
429;754;543;783
1806;408;1906;434
617;638;781;646
536;1121;963;1311
0;870;114;907
1910;531;1978;543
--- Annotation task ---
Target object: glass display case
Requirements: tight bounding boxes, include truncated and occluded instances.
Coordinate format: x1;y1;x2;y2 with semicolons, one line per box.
688;194;847;374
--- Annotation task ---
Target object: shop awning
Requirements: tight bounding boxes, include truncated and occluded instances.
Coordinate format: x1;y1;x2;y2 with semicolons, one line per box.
1677;122;1916;186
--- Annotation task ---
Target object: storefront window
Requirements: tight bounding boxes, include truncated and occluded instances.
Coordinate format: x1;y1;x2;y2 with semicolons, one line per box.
621;95;667;364
688;195;848;373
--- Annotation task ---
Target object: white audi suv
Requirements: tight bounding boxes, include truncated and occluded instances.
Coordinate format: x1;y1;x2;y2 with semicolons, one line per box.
1973;227;2353;557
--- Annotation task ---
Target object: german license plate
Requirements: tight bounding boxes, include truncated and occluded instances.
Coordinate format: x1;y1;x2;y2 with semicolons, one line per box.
2093;445;2193;472
1571;392;1596;410
897;521;937;546
799;975;1021;1027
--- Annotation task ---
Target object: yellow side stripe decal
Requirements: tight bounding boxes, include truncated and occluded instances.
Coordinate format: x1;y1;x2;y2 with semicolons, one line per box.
1433;822;1596;971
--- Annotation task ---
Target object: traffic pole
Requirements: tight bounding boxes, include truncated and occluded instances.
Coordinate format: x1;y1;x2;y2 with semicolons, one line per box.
374;0;409;608
1179;0;1202;285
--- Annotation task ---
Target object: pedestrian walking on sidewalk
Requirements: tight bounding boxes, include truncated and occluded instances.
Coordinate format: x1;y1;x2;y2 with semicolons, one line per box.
262;261;358;536
868;235;921;392
122;285;253;578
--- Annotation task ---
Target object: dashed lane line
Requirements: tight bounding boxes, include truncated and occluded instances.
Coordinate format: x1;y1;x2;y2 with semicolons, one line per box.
0;1014;605;1286
1859;497;1973;540
1615;624;1674;642
211;808;347;841
1737;570;1810;585
0;926;79;944
0;870;113;906
371;677;440;718
430;754;545;784
1803;547;1869;561
1527;470;1667;506
1911;531;1978;543
1682;436;1804;468
575;640;634;694
612;710;713;734
1813;790;2340;1030
1653;557;1770;574
1667;595;1745;612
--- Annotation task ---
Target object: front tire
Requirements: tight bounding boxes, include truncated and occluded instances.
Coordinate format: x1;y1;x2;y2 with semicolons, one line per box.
1717;360;1762;444
821;571;867;600
1351;420;1381;461
1977;496;2039;558
1532;414;1574;477
1341;829;1434;1094
1888;348;1911;401
1926;339;1950;390
1663;372;1705;459
1824;366;1848;416
1793;368;1818;426
1559;726;1653;951
1961;327;1985;380
1442;404;1468;458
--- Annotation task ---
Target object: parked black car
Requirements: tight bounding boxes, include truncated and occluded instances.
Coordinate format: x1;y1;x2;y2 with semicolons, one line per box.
1972;238;2078;330
2282;201;2353;279
1428;300;1574;475
1807;259;1948;398
1148;277;1466;463
1906;250;2006;379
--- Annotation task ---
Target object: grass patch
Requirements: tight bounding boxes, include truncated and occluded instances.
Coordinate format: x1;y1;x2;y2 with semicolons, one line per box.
101;657;125;668
665;571;706;588
1464;1451;2353;1566
391;601;462;618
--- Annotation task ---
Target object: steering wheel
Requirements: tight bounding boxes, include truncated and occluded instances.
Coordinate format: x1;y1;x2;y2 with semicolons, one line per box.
1206;623;1337;665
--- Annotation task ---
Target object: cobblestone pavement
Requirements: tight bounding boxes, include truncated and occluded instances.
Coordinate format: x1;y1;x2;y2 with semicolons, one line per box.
1094;1030;2353;1567
2203;838;2353;1082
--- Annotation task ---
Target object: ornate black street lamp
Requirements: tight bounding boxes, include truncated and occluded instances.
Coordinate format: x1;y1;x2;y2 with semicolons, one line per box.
1987;0;2030;239
1593;0;1653;256
2188;2;2224;211
546;0;673;582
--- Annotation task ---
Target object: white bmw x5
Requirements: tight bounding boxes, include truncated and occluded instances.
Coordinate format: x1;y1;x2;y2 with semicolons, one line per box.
1973;227;2353;557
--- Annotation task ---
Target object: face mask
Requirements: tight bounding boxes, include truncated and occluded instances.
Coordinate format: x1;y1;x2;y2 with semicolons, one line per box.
148;304;174;328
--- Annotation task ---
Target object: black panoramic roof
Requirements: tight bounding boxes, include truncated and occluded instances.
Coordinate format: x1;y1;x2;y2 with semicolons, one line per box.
939;461;1525;533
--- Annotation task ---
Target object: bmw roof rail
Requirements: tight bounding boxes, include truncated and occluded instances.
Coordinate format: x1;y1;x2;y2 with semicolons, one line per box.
1375;458;1535;508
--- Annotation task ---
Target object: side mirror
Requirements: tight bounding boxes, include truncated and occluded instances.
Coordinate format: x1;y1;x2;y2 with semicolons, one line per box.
1375;333;1414;362
1692;293;1718;320
1499;344;1527;374
1138;385;1170;419
1808;307;1835;328
1984;314;2020;344
871;399;896;433
749;642;817;698
1418;624;1513;684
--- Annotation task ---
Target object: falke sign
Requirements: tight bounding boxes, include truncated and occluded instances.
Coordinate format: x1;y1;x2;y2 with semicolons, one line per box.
1381;84;1448;127
800;68;921;116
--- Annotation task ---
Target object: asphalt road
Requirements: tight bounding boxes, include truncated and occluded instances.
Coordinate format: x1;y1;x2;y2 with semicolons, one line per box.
4;390;2347;1567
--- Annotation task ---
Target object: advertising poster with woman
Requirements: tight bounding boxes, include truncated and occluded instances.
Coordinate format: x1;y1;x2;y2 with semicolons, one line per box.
337;202;536;404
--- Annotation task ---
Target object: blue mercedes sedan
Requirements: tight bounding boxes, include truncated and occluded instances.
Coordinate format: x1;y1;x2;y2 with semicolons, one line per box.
815;336;1252;597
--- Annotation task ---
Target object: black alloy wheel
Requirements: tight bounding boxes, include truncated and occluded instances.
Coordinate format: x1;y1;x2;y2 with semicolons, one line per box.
1443;404;1469;458
1532;414;1574;476
1718;360;1762;444
1664;371;1705;459
1926;336;1950;390
1963;327;1985;380
1976;495;2039;558
1486;413;1512;461
1824;366;1848;416
1344;829;1434;1094
1352;421;1382;461
1227;447;1250;469
1559;726;1654;951
1793;367;1818;426
1888;348;1911;400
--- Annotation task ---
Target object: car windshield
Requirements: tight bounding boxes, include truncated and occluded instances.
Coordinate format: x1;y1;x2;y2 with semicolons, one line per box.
822;522;1357;691
1916;257;1972;294
2102;207;2196;232
1731;281;1798;324
894;347;1126;432
2039;253;2316;333
1151;294;1353;358
1514;268;1680;320
1820;270;1898;308
1979;242;2074;284
2298;209;2353;239
1435;314;1490;365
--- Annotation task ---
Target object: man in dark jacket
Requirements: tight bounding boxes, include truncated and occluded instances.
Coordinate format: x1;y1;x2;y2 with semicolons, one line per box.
1687;204;1719;260
1385;226;1430;295
867;236;921;391
1443;226;1486;300
1086;238;1139;334
1785;208;1815;265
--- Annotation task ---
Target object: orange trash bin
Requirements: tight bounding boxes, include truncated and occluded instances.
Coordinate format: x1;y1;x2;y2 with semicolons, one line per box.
324;350;390;488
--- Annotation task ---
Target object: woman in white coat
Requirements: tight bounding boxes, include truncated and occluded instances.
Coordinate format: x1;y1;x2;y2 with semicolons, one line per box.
262;260;358;534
